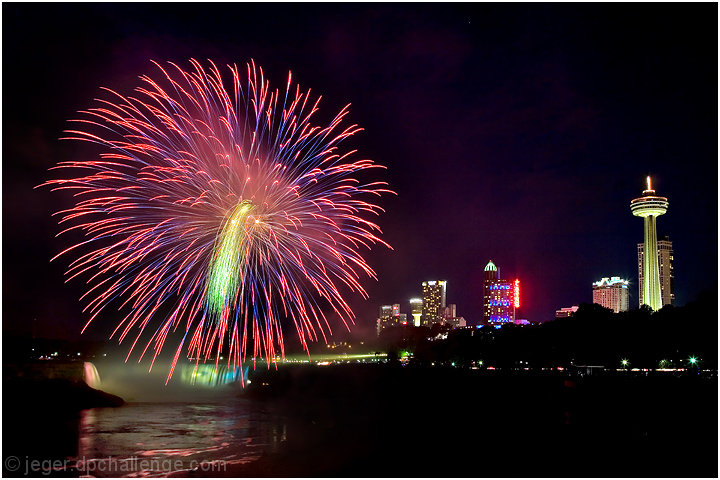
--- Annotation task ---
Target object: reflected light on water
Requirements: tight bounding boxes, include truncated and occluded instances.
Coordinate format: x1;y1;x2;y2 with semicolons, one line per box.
73;401;287;476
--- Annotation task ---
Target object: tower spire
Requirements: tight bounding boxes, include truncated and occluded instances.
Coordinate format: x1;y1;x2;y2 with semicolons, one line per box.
644;176;655;194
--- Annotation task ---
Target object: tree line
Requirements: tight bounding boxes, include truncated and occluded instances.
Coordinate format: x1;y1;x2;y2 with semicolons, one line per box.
375;288;718;369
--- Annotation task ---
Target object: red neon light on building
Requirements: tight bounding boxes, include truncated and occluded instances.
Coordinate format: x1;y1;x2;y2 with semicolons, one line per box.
514;279;520;309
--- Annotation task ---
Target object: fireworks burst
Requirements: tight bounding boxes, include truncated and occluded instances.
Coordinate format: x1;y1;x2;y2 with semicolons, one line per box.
41;59;393;381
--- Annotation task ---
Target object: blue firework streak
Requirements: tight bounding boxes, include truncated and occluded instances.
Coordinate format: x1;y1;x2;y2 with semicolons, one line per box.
41;59;394;381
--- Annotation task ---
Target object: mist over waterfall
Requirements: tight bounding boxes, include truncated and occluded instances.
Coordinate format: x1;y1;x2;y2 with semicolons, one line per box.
89;353;246;402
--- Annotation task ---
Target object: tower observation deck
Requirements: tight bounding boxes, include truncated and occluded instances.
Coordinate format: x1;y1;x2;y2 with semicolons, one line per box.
630;176;668;311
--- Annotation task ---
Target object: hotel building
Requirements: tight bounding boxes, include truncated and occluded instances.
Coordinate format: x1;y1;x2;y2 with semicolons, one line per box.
422;280;447;326
483;260;519;325
638;235;674;308
592;277;630;313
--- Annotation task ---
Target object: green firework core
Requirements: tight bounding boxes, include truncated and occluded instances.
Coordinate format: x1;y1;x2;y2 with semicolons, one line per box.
206;200;255;316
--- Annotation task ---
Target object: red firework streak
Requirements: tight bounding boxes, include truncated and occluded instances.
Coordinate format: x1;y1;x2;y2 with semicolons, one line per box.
40;59;394;382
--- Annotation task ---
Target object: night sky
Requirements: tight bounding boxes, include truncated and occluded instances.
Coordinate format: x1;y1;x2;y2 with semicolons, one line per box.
3;3;717;342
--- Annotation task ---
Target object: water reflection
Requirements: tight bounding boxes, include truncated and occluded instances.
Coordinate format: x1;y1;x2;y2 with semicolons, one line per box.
71;401;287;477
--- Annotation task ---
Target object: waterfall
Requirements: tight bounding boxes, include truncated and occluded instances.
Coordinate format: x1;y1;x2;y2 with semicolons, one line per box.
179;363;243;387
84;361;102;388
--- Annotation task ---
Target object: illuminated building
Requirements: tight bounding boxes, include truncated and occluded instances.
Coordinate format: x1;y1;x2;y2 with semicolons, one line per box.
483;260;498;324
555;306;579;318
422;280;447;326
592;277;629;313
377;305;394;335
638;235;674;308
445;316;466;328
440;303;466;328
377;304;407;334
441;303;457;320
482;260;519;325
630;176;668;311
410;298;423;327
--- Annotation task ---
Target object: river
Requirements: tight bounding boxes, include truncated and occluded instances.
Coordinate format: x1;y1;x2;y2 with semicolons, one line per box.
3;363;717;477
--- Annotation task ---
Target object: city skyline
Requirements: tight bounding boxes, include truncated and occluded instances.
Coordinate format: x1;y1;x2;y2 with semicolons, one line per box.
3;3;716;341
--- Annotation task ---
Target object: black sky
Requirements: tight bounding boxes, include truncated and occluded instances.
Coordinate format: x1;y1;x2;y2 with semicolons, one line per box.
3;3;717;341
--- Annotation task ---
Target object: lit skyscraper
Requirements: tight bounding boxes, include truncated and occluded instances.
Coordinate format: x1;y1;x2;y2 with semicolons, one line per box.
638;235;674;308
592;277;630;313
483;260;498;325
630;176;668;311
421;280;447;326
377;304;405;334
377;305;393;335
483;260;519;325
409;298;423;327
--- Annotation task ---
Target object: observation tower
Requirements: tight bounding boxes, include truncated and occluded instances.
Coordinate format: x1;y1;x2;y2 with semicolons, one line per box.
630;176;668;311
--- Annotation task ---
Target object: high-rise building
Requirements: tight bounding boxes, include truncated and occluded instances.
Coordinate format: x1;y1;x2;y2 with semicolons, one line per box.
409;298;423;327
483;260;519;325
630;176;668;311
377;303;406;334
592;277;630;313
483;260;498;324
638;235;674;308
377;305;393;335
421;280;447;326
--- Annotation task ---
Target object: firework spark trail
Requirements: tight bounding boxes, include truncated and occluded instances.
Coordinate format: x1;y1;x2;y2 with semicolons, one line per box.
40;59;393;382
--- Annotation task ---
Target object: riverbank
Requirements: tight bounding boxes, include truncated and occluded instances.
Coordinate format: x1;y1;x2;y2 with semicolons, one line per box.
3;365;124;477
